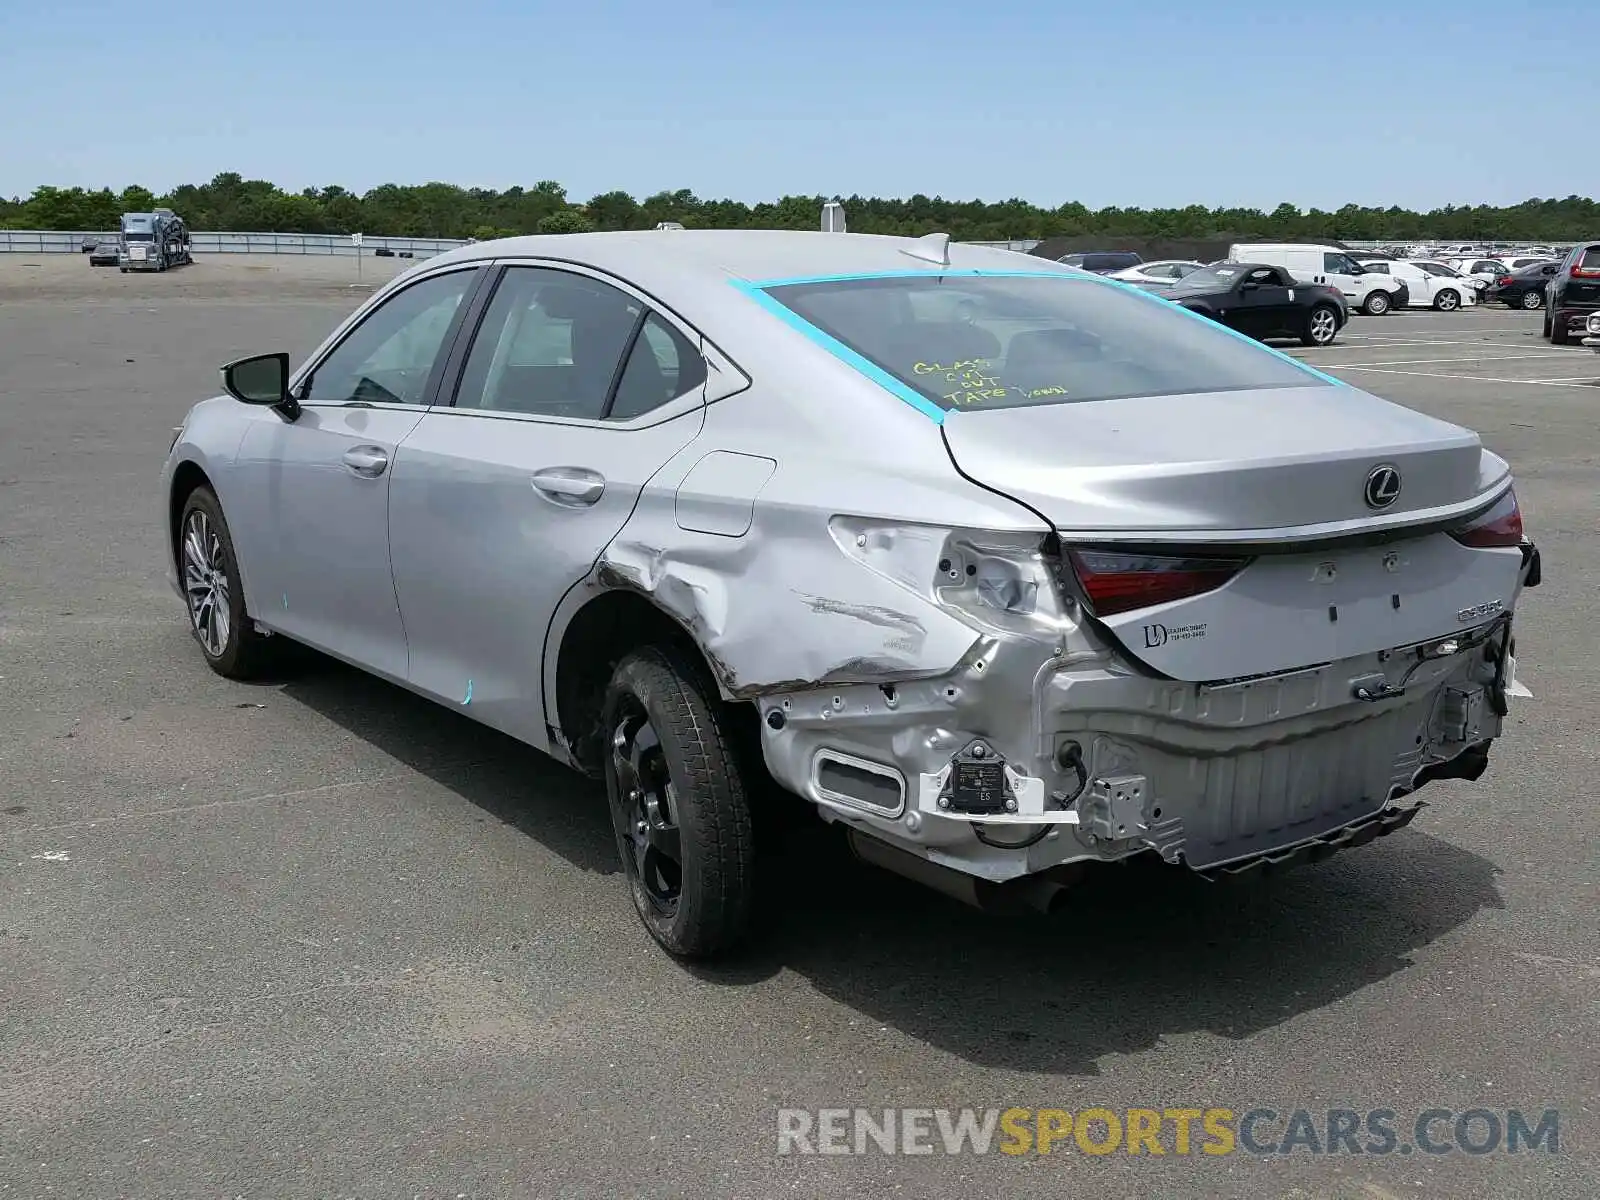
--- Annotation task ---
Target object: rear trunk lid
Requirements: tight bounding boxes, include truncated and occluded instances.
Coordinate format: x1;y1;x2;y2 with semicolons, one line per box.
939;384;1499;541
940;385;1522;682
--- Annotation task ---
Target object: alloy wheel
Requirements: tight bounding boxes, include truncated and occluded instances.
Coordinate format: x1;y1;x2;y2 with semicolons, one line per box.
1310;309;1338;345
611;705;683;915
1522;291;1543;310
182;509;232;656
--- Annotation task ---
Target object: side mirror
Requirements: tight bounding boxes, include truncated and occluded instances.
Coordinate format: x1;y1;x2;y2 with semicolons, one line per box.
221;352;300;420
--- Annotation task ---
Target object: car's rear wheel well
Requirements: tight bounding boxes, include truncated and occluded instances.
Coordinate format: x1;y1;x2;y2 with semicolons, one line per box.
169;461;214;565
554;590;752;777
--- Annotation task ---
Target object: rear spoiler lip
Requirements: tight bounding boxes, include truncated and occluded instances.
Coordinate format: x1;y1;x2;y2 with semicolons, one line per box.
1048;483;1515;557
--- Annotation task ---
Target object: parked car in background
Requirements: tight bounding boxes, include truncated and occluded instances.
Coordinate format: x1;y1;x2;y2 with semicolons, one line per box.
1108;259;1206;286
88;240;121;267
1412;260;1492;302
1154;262;1346;344
1543;241;1600;344
80;236;99;254
1486;261;1561;309
1357;257;1473;311
157;228;1541;957
1057;250;1143;274
1445;257;1511;290
1228;243;1407;314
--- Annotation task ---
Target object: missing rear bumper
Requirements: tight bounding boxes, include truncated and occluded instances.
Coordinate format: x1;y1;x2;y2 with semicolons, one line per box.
1195;799;1426;880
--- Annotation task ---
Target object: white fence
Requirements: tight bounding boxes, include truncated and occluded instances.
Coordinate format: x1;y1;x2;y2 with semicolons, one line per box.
0;229;469;257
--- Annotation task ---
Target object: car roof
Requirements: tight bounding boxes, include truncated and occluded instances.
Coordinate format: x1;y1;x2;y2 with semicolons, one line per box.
413;229;1073;294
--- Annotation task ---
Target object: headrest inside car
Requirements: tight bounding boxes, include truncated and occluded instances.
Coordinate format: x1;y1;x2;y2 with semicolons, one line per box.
536;285;622;321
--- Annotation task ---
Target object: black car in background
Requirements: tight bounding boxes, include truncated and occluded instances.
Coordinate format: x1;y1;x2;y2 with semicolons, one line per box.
1544;242;1600;344
87;240;120;266
1153;262;1347;346
1057;250;1143;274
1486;260;1560;309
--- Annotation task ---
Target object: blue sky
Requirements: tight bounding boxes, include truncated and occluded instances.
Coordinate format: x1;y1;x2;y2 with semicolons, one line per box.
1;0;1594;210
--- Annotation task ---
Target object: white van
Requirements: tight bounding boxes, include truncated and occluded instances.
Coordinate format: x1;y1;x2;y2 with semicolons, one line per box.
1228;243;1408;315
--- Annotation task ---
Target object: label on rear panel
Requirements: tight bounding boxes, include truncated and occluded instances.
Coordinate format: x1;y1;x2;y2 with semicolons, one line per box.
1141;621;1208;648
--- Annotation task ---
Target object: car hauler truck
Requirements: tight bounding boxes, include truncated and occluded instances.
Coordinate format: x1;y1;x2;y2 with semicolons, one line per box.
119;209;192;272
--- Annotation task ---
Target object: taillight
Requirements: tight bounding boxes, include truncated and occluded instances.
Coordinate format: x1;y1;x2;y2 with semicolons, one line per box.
1571;264;1600;279
1496;275;1513;286
1449;489;1523;548
1066;550;1250;617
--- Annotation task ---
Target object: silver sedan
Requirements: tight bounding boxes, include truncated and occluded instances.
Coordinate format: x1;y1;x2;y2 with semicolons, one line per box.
160;229;1543;958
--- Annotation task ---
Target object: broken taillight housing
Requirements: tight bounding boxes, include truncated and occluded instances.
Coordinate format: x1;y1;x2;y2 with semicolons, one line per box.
1065;550;1250;618
1448;488;1523;548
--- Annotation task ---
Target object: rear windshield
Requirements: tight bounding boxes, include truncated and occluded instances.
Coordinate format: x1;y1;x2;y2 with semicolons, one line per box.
1582;248;1600;269
1084;253;1140;270
761;273;1323;412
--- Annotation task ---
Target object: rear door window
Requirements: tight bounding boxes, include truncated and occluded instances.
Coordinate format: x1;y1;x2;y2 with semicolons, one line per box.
453;267;639;419
760;272;1322;414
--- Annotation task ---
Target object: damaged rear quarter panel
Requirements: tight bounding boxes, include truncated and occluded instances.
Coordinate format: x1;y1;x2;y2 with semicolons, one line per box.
548;328;1051;704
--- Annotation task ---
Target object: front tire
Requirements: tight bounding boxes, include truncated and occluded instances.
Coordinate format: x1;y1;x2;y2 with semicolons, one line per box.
1362;290;1391;316
602;647;756;959
1301;304;1340;346
177;486;280;680
1520;290;1544;310
1434;288;1460;312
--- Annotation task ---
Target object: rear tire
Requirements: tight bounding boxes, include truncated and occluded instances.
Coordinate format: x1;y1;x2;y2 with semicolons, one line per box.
177;486;281;680
1433;288;1460;312
602;647;757;959
1551;314;1569;345
1300;304;1340;346
1362;290;1391;316
1521;290;1543;310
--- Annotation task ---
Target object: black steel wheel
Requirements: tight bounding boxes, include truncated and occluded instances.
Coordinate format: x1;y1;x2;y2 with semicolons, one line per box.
611;704;684;916
602;647;756;958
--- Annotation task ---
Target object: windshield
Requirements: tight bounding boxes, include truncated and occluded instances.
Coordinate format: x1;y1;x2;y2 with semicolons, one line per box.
1166;265;1243;291
760;273;1322;413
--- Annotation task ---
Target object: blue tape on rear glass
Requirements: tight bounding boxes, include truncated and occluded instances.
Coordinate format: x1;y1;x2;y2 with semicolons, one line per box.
731;267;1343;423
732;281;949;423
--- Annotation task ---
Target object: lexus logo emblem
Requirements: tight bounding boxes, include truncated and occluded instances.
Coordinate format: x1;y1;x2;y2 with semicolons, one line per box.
1364;464;1402;509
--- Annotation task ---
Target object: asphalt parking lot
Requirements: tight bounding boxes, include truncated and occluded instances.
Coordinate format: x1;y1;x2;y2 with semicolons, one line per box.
1;257;1596;1199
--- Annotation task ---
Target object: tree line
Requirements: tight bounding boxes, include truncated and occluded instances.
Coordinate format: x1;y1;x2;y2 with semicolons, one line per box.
2;173;1596;242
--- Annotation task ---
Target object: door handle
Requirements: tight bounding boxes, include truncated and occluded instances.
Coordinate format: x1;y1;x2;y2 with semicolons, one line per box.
342;444;389;477
531;467;605;507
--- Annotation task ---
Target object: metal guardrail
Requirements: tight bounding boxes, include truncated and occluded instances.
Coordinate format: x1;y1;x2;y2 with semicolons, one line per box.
0;229;1562;259
0;229;469;257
